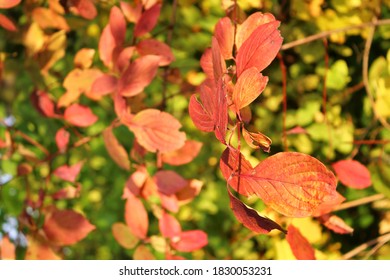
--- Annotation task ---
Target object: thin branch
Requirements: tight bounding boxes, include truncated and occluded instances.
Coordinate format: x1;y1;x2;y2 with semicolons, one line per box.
334;193;386;212
281;19;390;50
277;53;288;151
14;130;49;156
342;232;390;260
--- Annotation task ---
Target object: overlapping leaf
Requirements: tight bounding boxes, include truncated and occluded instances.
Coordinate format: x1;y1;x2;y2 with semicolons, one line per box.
136;39;175;66
159;212;181;239
220;148;338;217
134;3;161;37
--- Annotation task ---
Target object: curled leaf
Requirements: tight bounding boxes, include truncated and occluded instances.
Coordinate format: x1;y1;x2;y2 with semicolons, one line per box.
318;214;354;234
242;127;272;152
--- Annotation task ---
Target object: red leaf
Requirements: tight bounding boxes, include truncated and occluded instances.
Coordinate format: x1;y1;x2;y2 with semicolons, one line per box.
112;222;139;249
0;236;15;260
98;25;116;68
53;161;84;183
200;48;214;80
220;149;338;217
115;46;135;73
91;74;118;96
0;0;21;9
188;94;214;132
52;184;81;200
118;55;160;97
30;90;57;118
71;0;97;20
123;167;148;198
161;140;202;166
242;127;272;152
109;6;126;46
318;214;354;234
102;126;130;170
125;193;148;239
211;37;226;83
236;12;276;50
136;39;175;66
228;190;286;234
159;192;179;213
64;104;98;127
214;17;234;60
159;212;182;239
171;230;208;253
43;208;95;246
120;1;142;23
127;109;186;153
236;21;282;77
0;14;17;32
332;159;372;189
154;170;188;195
55;127;70;153
134;3;161;37
233;67;268;110
286;225;316;260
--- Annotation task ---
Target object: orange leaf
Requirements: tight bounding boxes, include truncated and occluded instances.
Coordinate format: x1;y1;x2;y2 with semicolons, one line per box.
161;140;203;166
74;48;95;69
233;67;268;110
318;214;354;234
242;127;272;152
134;3;161;37
103;127;130;170
52;184;81;200
286;225;316;260
171;230;208;253
0;0;21;9
112;222;139;249
228;190;286;234
125;193;148;239
332;159;372;189
109;6;126;46
136;39;175;66
235;12;276;50
98;25;116;68
118;55;160;97
127;109;186;153
214;17;234;60
43;208;95;246
154;170;188;195
53;161;84;183
64;104;98;127
159;211;182;239
220;149;338;217
0;14;17;31
176;179;203;205
236;21;282;77
25;233;60;260
0;236;15;260
122;167;148;198
55;127;70;153
32;8;69;31
120;1;142;23
133;244;155;260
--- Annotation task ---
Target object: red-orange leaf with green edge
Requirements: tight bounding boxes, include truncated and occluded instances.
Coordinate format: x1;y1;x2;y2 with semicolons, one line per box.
171;230;208;253
286;225;316;260
220;148;338;217
159;211;182;239
125;193;148;239
127;109;186;153
0;14;17;31
118;55;160;97
109;6;126;46
233;67;268;111
228;190;286;234
64;104;98;127
43;208;95;246
318;214;354;234
134;3;161;37
103;126;130;170
214;17;234;60
235;12;276;50
112;222;139;249
0;0;21;9
136;39;175;66
236;21;282;77
154;170;188;195
161;140;203;166
55;127;70;153
242;127;272;153
332;159;372;189
53;161;84;183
